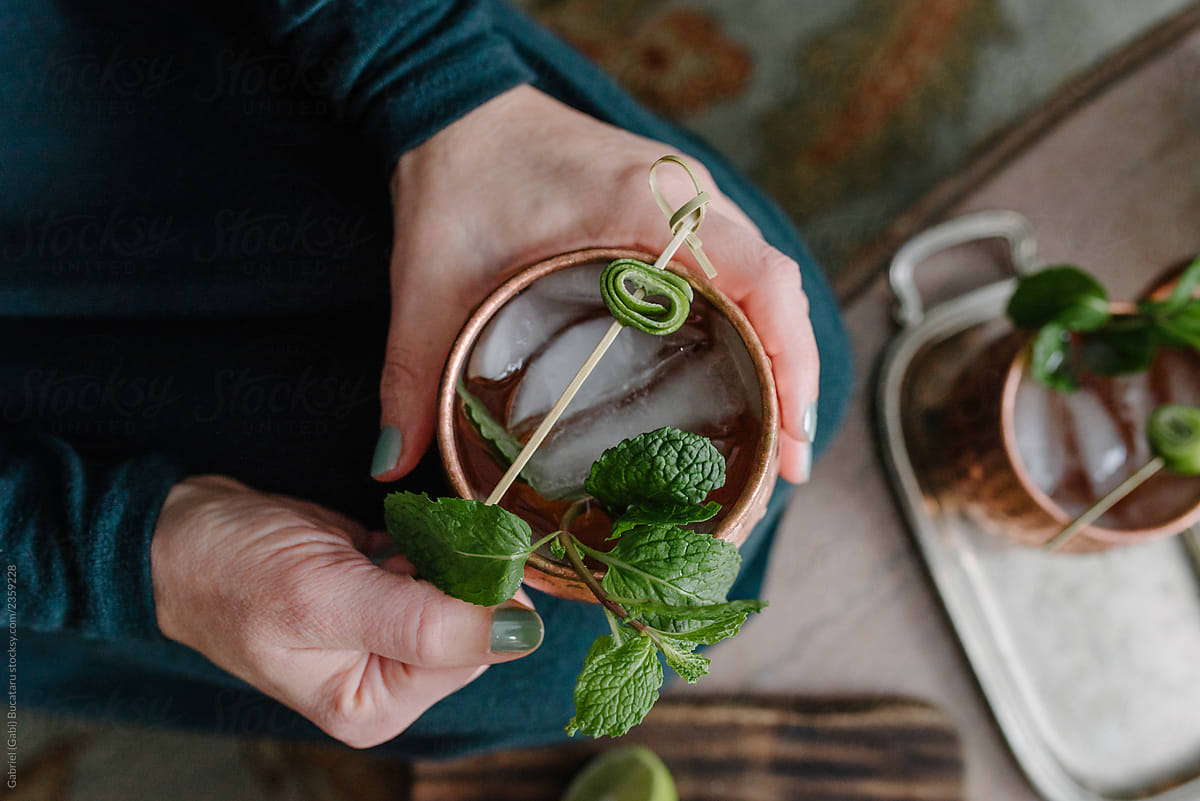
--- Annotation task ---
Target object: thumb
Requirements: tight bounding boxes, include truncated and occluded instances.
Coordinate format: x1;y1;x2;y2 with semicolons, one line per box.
371;277;466;481
326;558;545;667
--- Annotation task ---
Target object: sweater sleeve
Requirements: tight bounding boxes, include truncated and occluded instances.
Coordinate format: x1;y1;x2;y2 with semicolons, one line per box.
248;0;536;173
1;432;183;641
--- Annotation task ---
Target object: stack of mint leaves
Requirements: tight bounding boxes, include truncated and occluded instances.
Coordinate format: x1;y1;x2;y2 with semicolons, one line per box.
384;426;765;738
1007;257;1200;392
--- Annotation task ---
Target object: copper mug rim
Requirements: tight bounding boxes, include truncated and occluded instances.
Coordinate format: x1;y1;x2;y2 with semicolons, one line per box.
999;300;1200;544
436;247;780;601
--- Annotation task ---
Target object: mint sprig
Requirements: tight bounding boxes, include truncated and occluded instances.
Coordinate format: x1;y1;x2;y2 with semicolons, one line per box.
383;425;765;739
1009;259;1200;391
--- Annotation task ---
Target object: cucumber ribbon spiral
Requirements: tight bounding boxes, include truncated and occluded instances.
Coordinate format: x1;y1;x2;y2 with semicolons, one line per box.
1148;404;1200;475
600;258;694;335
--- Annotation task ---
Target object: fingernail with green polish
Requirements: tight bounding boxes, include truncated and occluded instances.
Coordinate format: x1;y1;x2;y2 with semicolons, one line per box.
798;441;813;482
802;401;818;443
371;426;403;477
490;607;544;653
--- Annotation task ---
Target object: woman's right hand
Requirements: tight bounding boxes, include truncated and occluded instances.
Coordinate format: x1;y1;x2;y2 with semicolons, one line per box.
150;475;543;748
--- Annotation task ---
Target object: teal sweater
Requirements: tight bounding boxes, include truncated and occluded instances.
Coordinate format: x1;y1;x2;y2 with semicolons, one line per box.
2;0;851;756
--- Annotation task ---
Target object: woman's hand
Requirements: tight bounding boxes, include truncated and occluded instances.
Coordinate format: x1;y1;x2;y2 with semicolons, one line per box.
371;85;820;484
150;475;543;748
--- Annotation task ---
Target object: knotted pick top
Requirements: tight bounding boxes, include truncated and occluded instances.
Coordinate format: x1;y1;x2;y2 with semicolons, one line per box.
647;155;717;279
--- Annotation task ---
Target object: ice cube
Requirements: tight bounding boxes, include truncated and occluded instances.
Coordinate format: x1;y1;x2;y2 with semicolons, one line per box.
1065;388;1128;497
468;300;581;381
520;344;750;498
507;318;705;430
1112;371;1155;467
467;265;613;382
528;263;606;304
1013;378;1067;493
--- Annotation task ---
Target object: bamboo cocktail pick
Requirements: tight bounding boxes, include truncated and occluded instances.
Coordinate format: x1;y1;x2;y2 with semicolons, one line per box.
1045;404;1200;551
484;156;717;506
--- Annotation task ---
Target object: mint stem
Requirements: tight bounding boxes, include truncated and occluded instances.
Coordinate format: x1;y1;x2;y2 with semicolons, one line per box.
528;530;562;553
560;499;587;534
556;530;648;634
603;608;623;640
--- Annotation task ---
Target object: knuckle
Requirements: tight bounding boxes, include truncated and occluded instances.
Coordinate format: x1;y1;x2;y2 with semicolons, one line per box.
761;249;803;293
380;344;422;402
406;600;450;666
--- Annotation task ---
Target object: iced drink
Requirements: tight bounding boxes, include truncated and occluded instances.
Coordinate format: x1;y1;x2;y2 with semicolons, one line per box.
1013;347;1200;529
454;261;764;552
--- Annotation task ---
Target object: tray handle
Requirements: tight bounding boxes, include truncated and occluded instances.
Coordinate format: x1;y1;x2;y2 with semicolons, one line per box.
889;210;1038;327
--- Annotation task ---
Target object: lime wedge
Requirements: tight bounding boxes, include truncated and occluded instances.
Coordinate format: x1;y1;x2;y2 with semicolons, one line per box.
562;746;677;801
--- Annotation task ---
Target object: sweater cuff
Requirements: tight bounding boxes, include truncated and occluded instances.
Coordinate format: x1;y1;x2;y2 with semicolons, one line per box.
90;452;185;642
362;36;535;177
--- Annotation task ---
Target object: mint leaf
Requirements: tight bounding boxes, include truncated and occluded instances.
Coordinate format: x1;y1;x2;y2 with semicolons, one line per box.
566;634;663;738
595;525;740;629
610;501;721;539
618;599;767;621
549;536;567;560
585;427;725;516
653;635;709;684
623;599;763;644
1030;323;1078;392
383;492;531;606
582;633;619;664
661;612;751;645
456;378;523;465
1156;303;1200;349
1007;266;1110;332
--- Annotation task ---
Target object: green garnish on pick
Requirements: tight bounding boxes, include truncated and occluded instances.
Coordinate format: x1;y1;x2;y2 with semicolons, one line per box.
600;258;693;336
384;426;764;738
1148;404;1200;476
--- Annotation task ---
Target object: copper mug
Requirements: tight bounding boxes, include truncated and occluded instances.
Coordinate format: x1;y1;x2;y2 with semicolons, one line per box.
436;248;781;601
950;336;1200;552
948;273;1200;552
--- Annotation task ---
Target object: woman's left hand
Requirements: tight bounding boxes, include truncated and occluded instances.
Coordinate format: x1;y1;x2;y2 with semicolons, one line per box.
371;85;820;485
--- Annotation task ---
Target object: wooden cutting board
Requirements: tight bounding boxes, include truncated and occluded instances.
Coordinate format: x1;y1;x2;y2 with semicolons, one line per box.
411;695;962;801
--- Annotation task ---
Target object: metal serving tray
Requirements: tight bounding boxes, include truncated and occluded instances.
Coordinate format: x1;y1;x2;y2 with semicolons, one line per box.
876;211;1200;801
